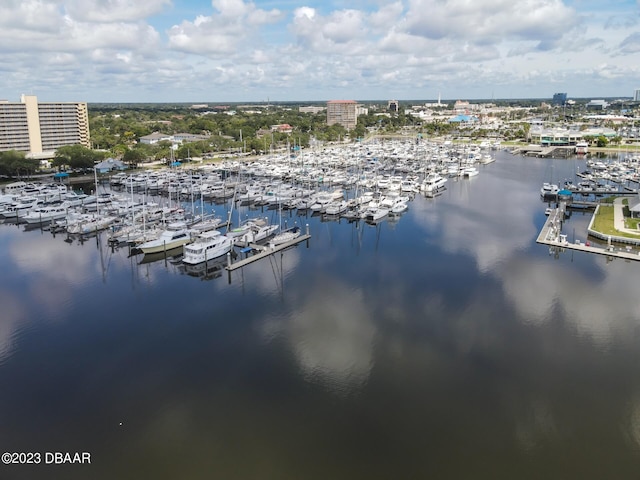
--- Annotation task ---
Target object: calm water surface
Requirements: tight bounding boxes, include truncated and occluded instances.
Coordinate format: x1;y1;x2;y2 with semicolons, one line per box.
2;151;640;479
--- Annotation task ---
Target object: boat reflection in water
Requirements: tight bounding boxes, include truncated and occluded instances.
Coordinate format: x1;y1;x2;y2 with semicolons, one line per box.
179;253;234;280
138;246;184;265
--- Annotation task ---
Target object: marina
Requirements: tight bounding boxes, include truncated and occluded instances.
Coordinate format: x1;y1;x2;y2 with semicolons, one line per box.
1;139;505;273
3;144;640;479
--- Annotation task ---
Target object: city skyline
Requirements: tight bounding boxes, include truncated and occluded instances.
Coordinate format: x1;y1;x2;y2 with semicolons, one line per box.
1;0;640;103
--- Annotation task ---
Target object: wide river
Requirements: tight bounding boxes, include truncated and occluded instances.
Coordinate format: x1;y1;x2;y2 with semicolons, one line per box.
1;150;640;479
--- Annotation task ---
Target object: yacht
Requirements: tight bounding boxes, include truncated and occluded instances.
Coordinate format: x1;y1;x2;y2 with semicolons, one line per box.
575;141;589;154
182;230;234;264
540;182;559;197
0;197;43;219
462;166;479;178
421;173;447;193
22;203;73;224
137;222;193;254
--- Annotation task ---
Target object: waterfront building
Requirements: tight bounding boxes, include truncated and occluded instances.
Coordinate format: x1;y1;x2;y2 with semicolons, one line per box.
326;100;357;130
529;127;583;146
95;158;126;173
0;94;90;159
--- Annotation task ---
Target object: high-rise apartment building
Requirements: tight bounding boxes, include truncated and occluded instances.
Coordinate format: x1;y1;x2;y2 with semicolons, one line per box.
326;100;357;130
0;94;90;158
634;89;640;102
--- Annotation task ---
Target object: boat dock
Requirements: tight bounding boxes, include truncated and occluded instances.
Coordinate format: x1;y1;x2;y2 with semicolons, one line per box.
225;227;311;271
511;145;575;157
536;208;640;262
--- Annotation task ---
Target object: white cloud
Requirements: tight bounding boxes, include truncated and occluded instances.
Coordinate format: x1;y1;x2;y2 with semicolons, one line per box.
404;0;578;45
290;7;375;54
0;0;638;101
0;0;62;32
619;33;640;54
167;0;283;56
64;0;171;23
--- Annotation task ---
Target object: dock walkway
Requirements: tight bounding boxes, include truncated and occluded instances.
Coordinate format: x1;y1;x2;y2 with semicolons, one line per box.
225;233;311;271
536;207;640;262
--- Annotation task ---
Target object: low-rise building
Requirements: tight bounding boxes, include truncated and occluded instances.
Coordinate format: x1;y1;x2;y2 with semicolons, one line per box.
139;133;173;145
270;124;293;134
529;127;583;146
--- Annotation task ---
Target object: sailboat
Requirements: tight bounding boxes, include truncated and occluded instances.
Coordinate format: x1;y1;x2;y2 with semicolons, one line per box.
268;199;301;247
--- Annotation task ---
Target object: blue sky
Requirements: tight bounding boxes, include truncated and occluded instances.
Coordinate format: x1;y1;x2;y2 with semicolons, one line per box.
1;0;639;103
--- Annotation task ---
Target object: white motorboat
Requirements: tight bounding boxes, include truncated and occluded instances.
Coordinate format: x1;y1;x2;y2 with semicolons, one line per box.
234;222;279;248
421;173;447;193
182;230;234;264
389;201;408;215
61;191;96;208
2;181;27;195
189;215;224;234
462;166;479;178
22;203;72;224
363;205;389;222
540;182;559;197
268;226;301;247
65;213;119;235
324;200;350;216
137;222;193;254
0;197;43;219
226;216;270;239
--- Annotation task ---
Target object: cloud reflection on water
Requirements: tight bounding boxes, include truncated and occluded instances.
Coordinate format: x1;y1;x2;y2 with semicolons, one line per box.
500;257;640;349
0;291;28;363
411;173;537;273
262;276;376;396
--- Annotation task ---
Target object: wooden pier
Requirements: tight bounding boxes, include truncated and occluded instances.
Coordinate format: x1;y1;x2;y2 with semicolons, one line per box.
225;231;311;271
536;208;640;262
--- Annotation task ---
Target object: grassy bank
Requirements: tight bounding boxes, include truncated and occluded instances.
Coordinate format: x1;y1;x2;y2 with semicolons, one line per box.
592;204;640;239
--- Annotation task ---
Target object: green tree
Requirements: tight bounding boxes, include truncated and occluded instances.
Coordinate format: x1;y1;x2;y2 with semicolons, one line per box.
0;150;38;178
53;145;103;171
596;135;609;147
122;148;147;169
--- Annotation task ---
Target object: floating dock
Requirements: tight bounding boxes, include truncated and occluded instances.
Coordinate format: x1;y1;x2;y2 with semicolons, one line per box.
536;208;640;262
225;230;311;271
